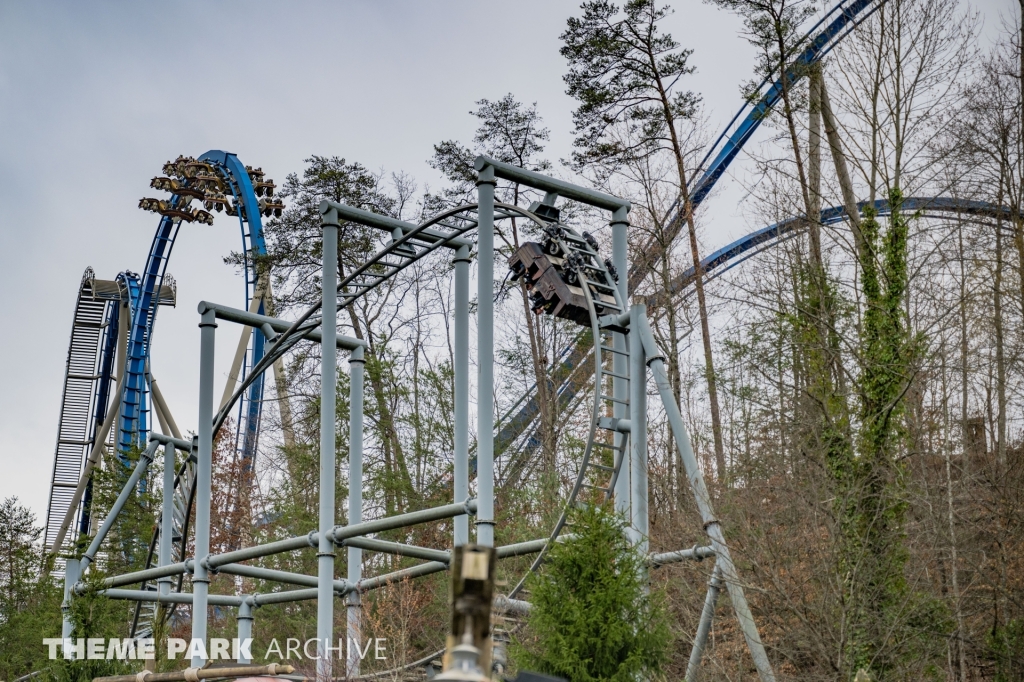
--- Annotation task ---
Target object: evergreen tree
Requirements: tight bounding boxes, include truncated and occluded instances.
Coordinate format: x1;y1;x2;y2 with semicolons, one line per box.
561;0;729;480
514;503;669;682
430;95;570;479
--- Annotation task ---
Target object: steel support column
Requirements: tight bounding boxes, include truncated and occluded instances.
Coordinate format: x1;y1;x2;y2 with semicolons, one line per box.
62;558;80;658
158;440;174;597
612;207;631;522
191;307;217;667
686;562;724;681
347;345;365;677
475;163;496;547
629;304;648;553
237;600;254;664
319;211;340;680
453;244;471;547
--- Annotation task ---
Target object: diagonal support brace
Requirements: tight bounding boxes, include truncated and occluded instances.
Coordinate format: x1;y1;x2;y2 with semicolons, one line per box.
636;313;776;682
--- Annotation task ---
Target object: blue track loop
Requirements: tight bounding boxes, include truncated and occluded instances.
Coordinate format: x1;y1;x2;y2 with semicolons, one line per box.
199;151;269;470
116;151;268;466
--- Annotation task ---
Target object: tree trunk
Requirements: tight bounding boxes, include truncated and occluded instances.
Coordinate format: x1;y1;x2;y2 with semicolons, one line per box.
651;62;728;482
994;175;1007;469
958;219;970;471
808;69;824;264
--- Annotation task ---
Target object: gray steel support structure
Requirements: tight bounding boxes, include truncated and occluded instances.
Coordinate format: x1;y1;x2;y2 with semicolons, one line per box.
613;208;631;524
191;307;216;667
56;158;776;682
319;212;339;680
687;562;724;681
61;559;80;658
347;345;365;677
650;546;716;565
475;163;496;548
637;313;775;682
199;301;363;352
158;440;174;597
629;304;649;553
236;600;254;664
453;245;471;547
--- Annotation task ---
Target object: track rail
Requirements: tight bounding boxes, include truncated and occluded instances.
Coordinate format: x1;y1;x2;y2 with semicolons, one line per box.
45;270;113;551
660;196;1016;301
125;151;270;639
684;0;883;212
45;152;272;639
117;151;268;458
208;201;528;441
505;221;630;597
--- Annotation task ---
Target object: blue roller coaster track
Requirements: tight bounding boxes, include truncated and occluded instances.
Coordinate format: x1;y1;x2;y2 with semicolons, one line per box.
685;0;881;211
116;151;268;453
661;197;1016;300
45;150;271;553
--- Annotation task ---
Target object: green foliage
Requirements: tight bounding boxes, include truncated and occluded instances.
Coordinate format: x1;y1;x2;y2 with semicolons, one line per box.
782;187;944;678
0;446;192;680
0;497;62;680
0;582;62;680
988;618;1024;681
50;573;138;682
429;94;551;206
248;155;398;310
837;189;935;676
0;497;47;617
561;0;700;174
51;447;162;680
0;492;146;681
514;503;670;682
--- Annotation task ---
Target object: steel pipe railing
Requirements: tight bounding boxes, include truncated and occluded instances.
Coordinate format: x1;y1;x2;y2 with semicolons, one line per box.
214;563;350;593
101;589;244;607
328;499;478;545
650;546;716;566
198;301;364;351
343;538;450;564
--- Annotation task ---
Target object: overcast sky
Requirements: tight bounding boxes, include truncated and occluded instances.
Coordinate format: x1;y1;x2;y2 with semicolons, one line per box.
0;0;1012;523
